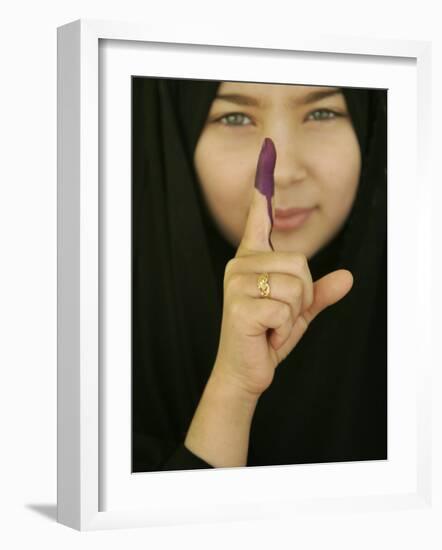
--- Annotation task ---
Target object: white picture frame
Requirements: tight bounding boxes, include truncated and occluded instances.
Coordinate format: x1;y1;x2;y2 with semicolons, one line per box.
57;18;434;531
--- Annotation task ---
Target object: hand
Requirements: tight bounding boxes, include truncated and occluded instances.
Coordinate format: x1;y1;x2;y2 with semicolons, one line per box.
213;183;354;398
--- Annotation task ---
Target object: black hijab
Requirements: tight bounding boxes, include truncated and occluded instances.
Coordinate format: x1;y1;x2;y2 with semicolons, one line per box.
132;77;387;471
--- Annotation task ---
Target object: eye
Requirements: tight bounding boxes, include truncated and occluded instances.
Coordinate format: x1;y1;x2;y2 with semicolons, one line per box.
306;109;342;122
215;112;253;127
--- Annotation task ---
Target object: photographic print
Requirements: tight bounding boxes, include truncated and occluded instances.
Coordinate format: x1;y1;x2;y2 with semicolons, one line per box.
131;77;387;473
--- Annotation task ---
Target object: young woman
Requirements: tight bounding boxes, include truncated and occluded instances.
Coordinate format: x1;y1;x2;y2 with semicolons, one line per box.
132;78;387;472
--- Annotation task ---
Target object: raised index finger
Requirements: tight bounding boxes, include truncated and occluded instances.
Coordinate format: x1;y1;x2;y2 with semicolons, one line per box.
235;137;276;257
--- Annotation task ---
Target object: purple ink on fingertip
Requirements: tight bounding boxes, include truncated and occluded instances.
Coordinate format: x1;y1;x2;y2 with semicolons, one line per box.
255;137;276;250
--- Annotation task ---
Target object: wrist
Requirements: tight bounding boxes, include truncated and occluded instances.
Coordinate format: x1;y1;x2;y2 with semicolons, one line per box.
184;363;259;468
210;361;263;405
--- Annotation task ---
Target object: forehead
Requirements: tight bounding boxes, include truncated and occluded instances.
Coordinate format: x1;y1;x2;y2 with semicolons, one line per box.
215;82;343;107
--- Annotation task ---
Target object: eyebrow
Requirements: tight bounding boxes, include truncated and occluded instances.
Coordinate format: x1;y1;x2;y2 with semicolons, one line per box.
214;87;342;107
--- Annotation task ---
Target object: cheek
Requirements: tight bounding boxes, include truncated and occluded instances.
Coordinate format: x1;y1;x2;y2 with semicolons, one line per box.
198;156;247;209
194;142;252;241
313;136;361;216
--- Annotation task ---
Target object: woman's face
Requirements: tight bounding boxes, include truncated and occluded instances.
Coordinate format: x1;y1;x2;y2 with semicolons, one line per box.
193;82;362;260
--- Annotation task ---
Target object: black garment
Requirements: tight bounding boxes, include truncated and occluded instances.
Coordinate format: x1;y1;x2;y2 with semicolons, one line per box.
132;77;387;472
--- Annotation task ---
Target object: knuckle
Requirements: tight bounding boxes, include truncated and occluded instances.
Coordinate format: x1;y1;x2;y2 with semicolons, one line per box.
227;271;244;293
292;252;308;271
276;301;291;324
305;287;314;310
229;298;246;322
224;258;237;277
292;277;303;300
224;259;240;286
284;302;293;324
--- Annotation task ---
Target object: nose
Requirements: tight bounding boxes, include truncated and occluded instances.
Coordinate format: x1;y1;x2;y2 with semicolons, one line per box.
270;139;308;189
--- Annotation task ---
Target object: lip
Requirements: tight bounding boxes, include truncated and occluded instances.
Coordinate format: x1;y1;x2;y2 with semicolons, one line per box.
273;207;316;230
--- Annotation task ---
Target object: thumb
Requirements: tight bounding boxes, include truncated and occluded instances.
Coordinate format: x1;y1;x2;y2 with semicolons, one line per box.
236;137;276;257
304;269;354;325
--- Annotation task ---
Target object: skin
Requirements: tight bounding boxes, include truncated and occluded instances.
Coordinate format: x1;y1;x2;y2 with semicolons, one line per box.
194;82;361;259
255;137;276;250
184;82;358;467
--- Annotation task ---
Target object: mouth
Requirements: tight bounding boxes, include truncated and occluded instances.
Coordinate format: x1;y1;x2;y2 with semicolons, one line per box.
273;207;316;231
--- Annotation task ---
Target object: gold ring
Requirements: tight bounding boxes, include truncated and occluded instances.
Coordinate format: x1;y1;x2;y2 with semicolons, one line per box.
257;272;271;298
